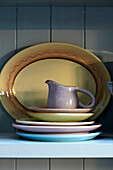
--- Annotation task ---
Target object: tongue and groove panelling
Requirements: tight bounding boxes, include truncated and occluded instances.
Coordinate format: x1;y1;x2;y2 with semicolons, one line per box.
86;7;113;133
0;7;16;132
0;6;113;170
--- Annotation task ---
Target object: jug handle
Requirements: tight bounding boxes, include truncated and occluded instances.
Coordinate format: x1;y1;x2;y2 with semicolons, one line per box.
76;87;95;108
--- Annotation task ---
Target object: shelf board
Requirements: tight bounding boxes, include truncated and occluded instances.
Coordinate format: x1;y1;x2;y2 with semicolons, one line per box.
0;133;113;158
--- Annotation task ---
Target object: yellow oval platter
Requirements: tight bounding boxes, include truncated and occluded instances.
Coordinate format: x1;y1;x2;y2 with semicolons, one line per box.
0;42;111;120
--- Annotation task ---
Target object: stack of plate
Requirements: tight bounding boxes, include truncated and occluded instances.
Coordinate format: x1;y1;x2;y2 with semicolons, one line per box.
1;42;110;141
12;107;102;142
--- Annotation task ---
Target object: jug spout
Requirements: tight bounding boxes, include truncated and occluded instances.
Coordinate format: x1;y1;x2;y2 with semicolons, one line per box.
45;80;61;87
105;81;113;95
45;80;54;84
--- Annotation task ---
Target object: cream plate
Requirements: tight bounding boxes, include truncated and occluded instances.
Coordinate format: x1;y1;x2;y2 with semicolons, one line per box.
0;43;111;120
16;119;95;126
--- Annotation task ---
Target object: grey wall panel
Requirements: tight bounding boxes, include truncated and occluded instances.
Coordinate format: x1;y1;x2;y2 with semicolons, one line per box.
86;7;113;52
17;159;49;170
0;159;15;170
0;0;113;7
17;7;50;50
52;7;84;47
51;158;83;170
0;7;16;132
86;7;113;133
85;159;113;170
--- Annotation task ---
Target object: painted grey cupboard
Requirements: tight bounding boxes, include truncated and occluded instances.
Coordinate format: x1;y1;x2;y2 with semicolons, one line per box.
0;0;113;169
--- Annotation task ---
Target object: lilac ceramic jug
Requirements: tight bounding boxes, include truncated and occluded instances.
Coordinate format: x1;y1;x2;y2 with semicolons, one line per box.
45;80;95;109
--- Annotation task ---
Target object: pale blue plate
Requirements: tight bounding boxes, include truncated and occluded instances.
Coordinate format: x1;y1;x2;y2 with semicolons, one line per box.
16;131;102;142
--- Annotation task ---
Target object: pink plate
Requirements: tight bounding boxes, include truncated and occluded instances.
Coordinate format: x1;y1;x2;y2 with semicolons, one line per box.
12;123;101;133
29;107;94;113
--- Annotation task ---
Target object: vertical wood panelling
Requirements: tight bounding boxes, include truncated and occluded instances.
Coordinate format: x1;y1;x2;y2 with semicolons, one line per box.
51;159;83;170
17;159;49;170
86;7;113;133
85;159;113;170
17;7;50;50
86;7;113;52
52;7;84;47
0;159;15;170
0;7;16;132
0;6;113;170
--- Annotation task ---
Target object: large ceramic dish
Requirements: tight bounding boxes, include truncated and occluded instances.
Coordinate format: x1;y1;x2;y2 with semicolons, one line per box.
0;43;111;120
12;123;101;133
16;120;94;126
16;131;102;142
27;112;93;122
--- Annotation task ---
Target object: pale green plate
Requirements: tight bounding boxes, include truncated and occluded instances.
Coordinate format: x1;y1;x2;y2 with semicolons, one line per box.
27;112;93;122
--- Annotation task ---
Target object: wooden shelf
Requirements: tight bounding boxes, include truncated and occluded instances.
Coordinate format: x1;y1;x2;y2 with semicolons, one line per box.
0;133;113;158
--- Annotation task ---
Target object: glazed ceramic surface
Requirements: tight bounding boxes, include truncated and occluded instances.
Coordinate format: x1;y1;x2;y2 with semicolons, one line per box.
16;120;94;126
16;131;102;142
27;112;93;122
45;80;95;109
0;43;111;120
12;123;101;133
29;107;94;113
105;81;113;95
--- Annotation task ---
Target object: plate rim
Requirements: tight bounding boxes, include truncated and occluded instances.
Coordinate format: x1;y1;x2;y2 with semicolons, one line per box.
29;107;94;113
13;122;101;128
16;119;95;126
16;131;102;141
